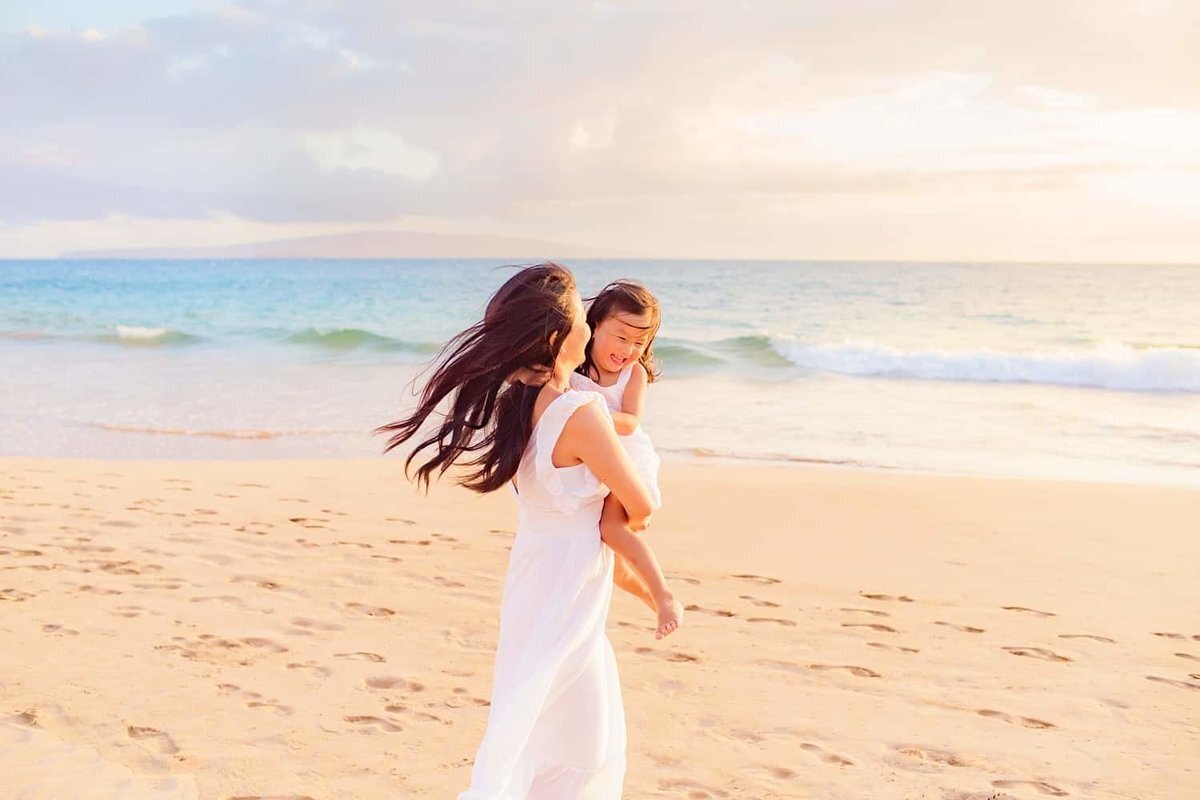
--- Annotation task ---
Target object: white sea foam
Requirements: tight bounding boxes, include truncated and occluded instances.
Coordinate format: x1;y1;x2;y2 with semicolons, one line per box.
770;339;1200;393
115;325;172;340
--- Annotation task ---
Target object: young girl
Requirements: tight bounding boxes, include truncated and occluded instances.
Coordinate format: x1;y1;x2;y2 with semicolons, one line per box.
571;280;684;640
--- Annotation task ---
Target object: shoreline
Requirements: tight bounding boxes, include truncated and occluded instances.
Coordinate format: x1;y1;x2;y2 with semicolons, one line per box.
6;451;1199;492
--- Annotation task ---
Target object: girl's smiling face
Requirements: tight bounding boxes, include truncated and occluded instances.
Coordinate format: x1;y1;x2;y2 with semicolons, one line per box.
591;309;653;376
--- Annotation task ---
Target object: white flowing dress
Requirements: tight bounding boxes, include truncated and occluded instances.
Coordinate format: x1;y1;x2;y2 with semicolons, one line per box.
458;390;626;799
570;364;662;510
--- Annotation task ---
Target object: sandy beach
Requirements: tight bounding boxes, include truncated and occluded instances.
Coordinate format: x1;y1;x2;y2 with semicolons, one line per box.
1;457;1197;799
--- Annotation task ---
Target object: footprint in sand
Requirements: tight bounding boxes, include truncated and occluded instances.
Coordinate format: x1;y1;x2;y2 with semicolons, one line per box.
1003;646;1072;663
843;622;897;633
333;540;373;549
1152;631;1190;640
79;584;123;596
42;624;80;636
240;637;289;654
7;710;38;727
1002;606;1056;617
977;709;1056;729
384;703;447;724
657;778;731;798
230;575;287;591
334;651;386;662
287;661;332;677
247;700;294;716
1175;652;1200;662
634;646;701;663
799;742;854;766
992;779;1068;796
345;602;396;618
0;547;43;557
669;575;703;586
1145;675;1200;691
289;617;345;633
365;676;425;692
936;621;985;634
729;574;781;585
127;725;179;754
861;592;913;602
740;595;781;608
840;607;889;617
889;744;970;771
1058;634;1115;643
685;604;736;618
868;642;919;653
445;688;491;708
748;617;796;627
809;664;881;678
344;715;403;733
0;588;36;602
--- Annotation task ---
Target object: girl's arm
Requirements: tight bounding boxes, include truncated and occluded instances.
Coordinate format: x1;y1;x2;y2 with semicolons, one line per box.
560;399;654;529
610;362;648;436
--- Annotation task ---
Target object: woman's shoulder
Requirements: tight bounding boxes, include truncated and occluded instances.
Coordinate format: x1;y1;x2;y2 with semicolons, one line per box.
556;391;611;436
537;388;607;432
568;370;598;391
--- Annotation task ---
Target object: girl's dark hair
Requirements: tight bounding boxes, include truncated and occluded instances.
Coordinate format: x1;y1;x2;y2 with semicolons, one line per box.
579;279;661;383
376;263;578;493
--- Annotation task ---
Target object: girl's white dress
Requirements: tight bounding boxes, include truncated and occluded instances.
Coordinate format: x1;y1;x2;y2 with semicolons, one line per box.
569;364;663;510
458;391;626;799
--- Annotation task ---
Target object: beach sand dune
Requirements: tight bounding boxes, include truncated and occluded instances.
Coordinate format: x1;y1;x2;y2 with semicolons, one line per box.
1;458;1197;799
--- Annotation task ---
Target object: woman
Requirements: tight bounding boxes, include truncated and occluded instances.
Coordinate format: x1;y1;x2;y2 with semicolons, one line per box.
378;264;655;798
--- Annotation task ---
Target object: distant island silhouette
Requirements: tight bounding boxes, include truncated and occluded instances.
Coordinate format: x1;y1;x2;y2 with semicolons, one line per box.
61;230;636;260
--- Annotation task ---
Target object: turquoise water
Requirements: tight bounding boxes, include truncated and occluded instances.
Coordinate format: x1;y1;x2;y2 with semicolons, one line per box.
2;259;1198;485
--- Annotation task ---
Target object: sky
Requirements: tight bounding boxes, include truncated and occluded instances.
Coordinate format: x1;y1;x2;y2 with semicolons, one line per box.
1;0;1198;261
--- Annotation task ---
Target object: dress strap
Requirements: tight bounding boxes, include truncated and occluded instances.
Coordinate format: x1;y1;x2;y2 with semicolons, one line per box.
533;391;608;503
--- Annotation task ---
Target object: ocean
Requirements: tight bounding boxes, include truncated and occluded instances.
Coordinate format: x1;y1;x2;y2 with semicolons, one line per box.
2;259;1198;486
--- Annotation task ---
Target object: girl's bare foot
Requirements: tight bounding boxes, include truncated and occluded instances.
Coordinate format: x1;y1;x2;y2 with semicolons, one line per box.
655;595;684;639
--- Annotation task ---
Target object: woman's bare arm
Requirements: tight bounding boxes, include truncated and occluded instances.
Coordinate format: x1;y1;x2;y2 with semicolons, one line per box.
557;399;654;529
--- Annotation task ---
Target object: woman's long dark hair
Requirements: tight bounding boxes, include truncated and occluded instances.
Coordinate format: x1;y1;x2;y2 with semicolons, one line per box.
376;263;578;493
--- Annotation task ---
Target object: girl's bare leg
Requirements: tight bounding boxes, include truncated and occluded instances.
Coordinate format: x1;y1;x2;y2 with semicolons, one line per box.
613;552;655;612
599;494;683;639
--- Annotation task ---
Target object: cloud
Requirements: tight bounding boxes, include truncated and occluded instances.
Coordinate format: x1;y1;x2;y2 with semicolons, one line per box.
0;0;1197;259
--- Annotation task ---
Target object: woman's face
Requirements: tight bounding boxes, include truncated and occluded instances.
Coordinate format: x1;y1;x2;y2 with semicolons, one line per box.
558;290;591;370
